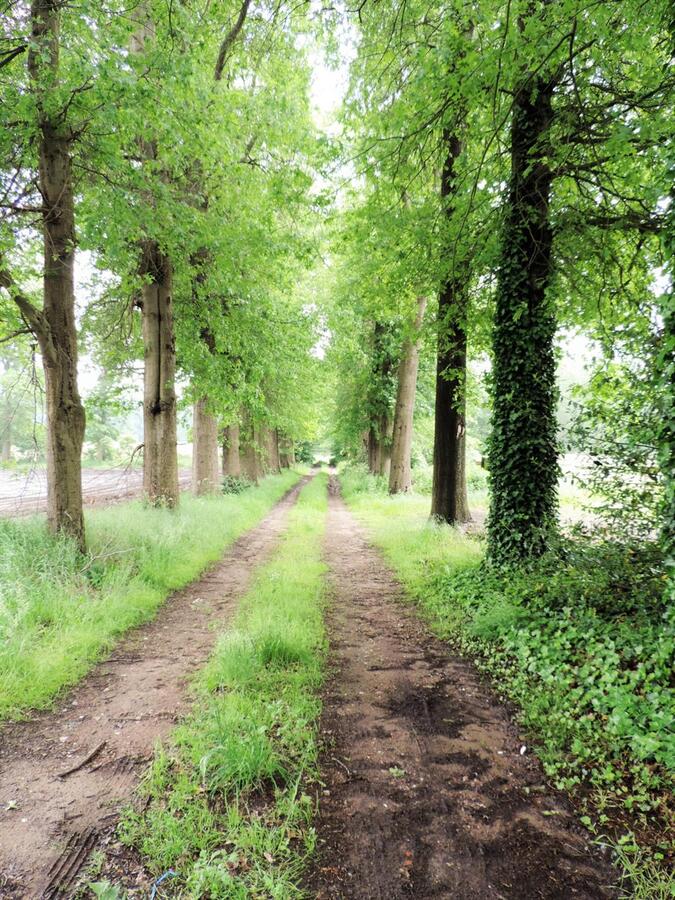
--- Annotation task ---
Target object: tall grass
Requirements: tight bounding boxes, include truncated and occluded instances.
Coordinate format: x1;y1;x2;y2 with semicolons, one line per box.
119;473;328;897
0;471;300;720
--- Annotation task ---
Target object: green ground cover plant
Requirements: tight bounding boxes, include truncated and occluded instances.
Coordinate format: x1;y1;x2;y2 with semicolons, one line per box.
119;473;328;897
340;466;675;897
0;471;300;720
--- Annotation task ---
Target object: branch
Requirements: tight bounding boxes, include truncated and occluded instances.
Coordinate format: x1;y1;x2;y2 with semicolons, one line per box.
0;265;55;362
0;45;26;71
214;0;251;81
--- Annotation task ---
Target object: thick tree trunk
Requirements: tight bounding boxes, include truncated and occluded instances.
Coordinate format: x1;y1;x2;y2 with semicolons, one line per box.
487;71;557;561
430;130;471;525
222;424;241;476
141;245;179;506
192;396;220;494
29;0;85;550
389;295;427;494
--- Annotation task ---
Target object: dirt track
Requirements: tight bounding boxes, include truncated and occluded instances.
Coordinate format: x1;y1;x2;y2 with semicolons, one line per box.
307;481;617;899
0;477;307;898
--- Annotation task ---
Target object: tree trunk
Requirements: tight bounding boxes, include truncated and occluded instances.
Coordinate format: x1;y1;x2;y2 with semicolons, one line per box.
430;129;471;525
279;433;293;468
1;413;11;463
239;411;261;482
389;295;427;494
140;245;179;506
267;427;281;473
487;69;557;562
29;0;86;550
367;322;395;477
192;396;220;494
222;424;241;476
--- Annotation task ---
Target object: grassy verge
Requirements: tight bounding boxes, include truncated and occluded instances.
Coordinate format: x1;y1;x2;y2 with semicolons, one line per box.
340;466;674;898
116;473;328;897
0;470;300;720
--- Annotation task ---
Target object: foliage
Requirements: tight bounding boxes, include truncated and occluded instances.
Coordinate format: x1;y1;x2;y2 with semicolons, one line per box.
0;470;300;719
342;475;674;885
120;474;328;895
221;475;253;495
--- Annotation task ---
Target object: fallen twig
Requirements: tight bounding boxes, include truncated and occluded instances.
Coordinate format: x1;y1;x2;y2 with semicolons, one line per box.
57;740;107;779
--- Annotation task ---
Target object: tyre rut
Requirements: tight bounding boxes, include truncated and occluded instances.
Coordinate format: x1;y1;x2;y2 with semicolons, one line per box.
0;476;309;898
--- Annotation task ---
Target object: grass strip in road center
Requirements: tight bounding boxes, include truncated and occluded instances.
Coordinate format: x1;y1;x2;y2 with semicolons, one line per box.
117;472;329;897
0;470;301;721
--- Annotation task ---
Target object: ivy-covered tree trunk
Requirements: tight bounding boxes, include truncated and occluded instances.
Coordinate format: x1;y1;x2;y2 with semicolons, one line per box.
486;73;557;562
140;244;179;506
222;424;241;476
660;130;675;595
29;0;86;551
389;295;427;494
192;396;220;494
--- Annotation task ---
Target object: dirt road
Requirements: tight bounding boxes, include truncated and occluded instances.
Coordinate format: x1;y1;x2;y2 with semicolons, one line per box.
307;482;617;899
0;478;307;898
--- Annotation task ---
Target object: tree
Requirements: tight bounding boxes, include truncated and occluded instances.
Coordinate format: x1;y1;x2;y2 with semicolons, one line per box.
389;295;427;493
0;0;88;549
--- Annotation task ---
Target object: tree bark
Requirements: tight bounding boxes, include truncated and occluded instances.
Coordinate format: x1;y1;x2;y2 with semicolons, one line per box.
239;411;261;482
389;295;427;494
28;0;86;550
140;245;179;506
486;66;557;561
192;396;220;494
367;322;394;477
430;128;471;525
222;423;241;476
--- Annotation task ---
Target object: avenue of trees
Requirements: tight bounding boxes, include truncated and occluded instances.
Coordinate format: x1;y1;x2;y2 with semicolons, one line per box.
326;0;673;573
0;0;673;589
1;0;322;551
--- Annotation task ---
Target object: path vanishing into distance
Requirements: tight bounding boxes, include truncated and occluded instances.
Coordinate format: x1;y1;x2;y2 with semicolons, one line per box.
0;477;309;898
0;474;617;898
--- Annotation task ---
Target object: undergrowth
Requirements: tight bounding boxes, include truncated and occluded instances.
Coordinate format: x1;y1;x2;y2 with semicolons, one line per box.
340;465;675;898
0;470;300;720
118;472;328;897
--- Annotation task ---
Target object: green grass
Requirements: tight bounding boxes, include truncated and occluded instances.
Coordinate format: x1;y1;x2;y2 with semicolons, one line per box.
118;473;328;898
339;465;675;897
0;470;300;720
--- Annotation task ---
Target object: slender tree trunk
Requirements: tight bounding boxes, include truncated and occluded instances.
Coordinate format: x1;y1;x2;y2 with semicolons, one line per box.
487;69;557;561
367;322;394;477
29;0;85;550
192;396;220;494
389;295;427;494
1;410;11;463
222;424;241;476
430;130;471;525
140;245;179;505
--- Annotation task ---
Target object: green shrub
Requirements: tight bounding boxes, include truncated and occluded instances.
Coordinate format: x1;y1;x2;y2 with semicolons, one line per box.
221;475;253;494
